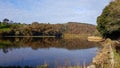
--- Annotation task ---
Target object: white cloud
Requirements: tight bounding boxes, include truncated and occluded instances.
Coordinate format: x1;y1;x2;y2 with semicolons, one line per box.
0;0;111;24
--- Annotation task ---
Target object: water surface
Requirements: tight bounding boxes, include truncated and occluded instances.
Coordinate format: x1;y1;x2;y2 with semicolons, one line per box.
0;37;100;68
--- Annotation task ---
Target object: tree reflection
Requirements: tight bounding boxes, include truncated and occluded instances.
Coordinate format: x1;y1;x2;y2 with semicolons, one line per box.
0;37;100;53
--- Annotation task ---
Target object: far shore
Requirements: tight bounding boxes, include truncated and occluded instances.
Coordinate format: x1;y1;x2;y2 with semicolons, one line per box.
3;36;56;38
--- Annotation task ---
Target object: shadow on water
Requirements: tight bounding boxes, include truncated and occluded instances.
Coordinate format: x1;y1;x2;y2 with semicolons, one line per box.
0;37;101;68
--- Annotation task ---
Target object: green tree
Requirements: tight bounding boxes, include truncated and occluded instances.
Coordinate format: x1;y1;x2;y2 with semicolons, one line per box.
97;0;120;39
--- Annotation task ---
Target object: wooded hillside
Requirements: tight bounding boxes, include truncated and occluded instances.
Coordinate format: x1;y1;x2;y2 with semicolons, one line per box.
0;19;96;37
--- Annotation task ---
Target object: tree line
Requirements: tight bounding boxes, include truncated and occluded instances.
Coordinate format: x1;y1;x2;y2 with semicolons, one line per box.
0;18;96;37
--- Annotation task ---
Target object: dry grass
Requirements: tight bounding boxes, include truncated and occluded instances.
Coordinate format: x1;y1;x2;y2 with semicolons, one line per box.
113;49;120;68
87;36;103;42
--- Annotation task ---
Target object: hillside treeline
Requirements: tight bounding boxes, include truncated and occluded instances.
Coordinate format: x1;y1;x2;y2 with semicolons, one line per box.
1;23;63;37
0;19;96;37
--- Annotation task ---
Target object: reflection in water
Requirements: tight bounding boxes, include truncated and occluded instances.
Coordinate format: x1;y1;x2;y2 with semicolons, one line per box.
0;37;100;68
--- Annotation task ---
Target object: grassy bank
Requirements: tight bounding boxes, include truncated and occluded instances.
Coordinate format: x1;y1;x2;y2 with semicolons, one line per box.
113;48;120;68
0;28;11;32
87;39;114;68
88;39;120;68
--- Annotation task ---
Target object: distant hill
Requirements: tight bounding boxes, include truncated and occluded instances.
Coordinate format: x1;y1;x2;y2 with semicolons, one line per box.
64;22;96;35
0;21;96;37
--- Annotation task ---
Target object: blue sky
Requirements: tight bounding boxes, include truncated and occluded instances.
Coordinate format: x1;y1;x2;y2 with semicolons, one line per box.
0;0;111;24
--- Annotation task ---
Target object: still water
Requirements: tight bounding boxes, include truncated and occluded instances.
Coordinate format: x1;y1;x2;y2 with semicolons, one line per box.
0;37;100;68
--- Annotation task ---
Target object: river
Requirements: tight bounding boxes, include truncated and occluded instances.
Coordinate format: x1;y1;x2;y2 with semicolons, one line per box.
0;37;100;68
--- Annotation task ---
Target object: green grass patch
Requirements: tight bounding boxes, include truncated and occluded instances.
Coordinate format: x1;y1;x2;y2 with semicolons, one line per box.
0;28;11;32
113;49;120;68
0;23;23;32
0;24;11;32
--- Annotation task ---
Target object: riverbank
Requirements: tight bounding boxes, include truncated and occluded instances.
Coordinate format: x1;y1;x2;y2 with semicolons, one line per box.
0;35;61;38
88;39;120;68
87;36;103;42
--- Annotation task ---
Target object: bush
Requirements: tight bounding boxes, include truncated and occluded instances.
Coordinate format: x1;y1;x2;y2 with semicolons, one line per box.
97;0;120;39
